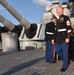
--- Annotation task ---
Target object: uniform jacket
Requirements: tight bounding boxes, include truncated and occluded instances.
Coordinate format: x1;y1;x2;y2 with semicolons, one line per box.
71;29;74;37
45;21;56;41
55;14;71;43
70;29;74;43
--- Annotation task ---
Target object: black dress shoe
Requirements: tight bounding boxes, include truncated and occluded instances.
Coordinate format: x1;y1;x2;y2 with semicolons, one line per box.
52;60;56;63
68;60;71;64
49;61;56;63
72;59;74;62
52;59;56;63
60;68;66;72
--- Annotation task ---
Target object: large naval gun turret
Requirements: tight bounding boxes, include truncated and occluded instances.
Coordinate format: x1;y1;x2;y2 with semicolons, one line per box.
0;0;46;50
0;0;74;50
0;0;37;39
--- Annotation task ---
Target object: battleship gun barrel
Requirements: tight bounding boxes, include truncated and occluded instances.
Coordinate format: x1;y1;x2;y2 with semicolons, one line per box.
0;0;37;38
0;15;15;30
0;0;30;29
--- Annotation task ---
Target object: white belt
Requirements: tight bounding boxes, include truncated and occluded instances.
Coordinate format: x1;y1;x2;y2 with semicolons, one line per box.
58;29;66;32
46;32;54;35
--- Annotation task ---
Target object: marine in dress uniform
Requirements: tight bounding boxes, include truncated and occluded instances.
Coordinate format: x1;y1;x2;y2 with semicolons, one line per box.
45;17;57;63
55;6;71;71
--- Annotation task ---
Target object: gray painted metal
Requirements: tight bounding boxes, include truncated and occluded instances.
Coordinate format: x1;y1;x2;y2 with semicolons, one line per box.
0;15;15;30
1;32;18;52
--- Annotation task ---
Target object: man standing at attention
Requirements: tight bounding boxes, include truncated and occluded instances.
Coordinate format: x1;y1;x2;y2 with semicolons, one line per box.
55;6;71;72
45;16;57;63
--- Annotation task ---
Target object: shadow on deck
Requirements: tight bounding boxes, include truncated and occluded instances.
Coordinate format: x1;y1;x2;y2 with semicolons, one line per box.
0;49;74;75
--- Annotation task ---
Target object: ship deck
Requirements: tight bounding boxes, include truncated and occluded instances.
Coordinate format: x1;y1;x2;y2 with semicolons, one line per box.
0;49;74;75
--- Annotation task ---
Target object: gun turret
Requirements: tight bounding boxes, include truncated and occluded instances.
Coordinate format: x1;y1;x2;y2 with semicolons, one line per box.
0;0;37;38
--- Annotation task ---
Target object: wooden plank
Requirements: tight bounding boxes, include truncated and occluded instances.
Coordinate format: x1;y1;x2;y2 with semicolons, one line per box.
0;50;74;75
